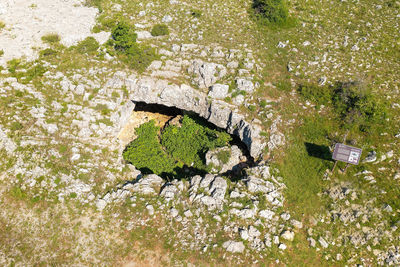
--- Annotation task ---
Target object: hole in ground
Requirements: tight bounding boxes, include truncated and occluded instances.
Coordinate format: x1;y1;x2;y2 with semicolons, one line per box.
121;101;255;180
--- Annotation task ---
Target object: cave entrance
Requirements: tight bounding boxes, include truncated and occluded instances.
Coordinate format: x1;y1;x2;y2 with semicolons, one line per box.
121;101;254;180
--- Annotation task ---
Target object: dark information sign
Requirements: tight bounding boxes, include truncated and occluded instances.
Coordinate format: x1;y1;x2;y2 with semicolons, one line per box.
332;143;362;165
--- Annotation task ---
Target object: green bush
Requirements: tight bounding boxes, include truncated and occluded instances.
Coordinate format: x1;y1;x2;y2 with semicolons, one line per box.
0;21;5;30
123;116;232;178
110;22;137;52
297;84;332;107
216;149;231;164
39;48;57;57
252;0;293;26
0;50;3;57
162;116;232;170
108;22;157;72
41;34;60;44
123;44;158;73
75;37;100;54
123;120;176;175
151;24;169;36
331;82;387;131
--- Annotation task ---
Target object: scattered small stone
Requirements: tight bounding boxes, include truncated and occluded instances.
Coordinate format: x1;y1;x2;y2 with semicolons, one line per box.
222;241;245;253
318;237;329;248
146;204;154;215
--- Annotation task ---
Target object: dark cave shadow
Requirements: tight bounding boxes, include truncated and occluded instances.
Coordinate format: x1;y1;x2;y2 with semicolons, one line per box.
304;142;334;161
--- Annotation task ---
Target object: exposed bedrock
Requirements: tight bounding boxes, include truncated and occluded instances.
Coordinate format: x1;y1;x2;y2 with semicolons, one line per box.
117;75;266;159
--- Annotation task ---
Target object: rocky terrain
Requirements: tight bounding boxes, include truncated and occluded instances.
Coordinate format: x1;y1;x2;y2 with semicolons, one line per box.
0;0;399;266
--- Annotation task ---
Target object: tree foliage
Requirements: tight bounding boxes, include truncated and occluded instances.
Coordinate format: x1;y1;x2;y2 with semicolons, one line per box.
123;120;176;176
123;116;232;178
162;116;232;170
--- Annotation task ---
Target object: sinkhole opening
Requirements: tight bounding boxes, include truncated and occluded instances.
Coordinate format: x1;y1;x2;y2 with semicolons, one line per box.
121;101;254;180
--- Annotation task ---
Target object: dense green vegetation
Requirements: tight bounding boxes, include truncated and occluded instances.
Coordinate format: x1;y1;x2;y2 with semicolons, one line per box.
298;82;388;133
162;116;232;170
123;121;176;176
123;116;232;178
252;0;293;26
151;24;169;36
107;22;158;72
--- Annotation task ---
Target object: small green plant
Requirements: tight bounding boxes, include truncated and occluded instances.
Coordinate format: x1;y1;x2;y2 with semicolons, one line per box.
75;37;100;54
41;33;60;44
10;122;23;131
151;24;169;36
39;48;58;57
260;99;268;108
0;21;5;30
94;104;111;116
0;50;4;57
191;9;202;18
275;80;292;92
216;149;231;164
7;59;21;74
248;105;257;112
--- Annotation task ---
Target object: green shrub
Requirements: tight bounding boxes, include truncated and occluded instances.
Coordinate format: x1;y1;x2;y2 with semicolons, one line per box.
10;121;23;131
0;21;5;30
75;37;99;54
123;44;158;73
252;0;293;26
216;149;231;164
108;22;157;72
0;50;3;57
39;48;57;57
331;82;387;131
41;33;60;44
275;80;292;92
151;24;169;36
123;120;176;175
7;59;21;74
297;84;332;107
162;116;232;170
110;22;137;52
248;105;257;112
25;64;47;82
260;99;268;108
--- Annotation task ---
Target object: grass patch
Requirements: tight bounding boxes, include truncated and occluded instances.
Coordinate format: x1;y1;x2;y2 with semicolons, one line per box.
151;24;169;37
41;33;61;44
74;37;100;55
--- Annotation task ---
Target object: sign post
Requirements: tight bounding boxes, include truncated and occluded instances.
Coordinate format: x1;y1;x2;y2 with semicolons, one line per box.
332;143;362;173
